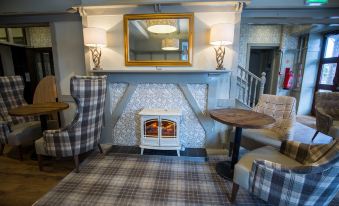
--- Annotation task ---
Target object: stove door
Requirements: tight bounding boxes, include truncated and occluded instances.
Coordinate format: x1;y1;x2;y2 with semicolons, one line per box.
160;116;180;147
141;116;160;146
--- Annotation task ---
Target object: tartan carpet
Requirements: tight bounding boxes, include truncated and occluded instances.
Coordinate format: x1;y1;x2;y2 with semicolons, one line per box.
34;153;339;206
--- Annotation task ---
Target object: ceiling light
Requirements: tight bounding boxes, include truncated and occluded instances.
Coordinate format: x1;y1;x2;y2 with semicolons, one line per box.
146;19;177;34
162;38;179;51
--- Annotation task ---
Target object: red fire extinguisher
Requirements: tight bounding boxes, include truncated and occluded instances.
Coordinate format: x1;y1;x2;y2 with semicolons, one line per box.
283;68;293;90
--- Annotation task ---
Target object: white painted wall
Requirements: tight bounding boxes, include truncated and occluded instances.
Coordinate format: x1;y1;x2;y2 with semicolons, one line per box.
51;20;86;125
0;45;15;75
85;12;237;71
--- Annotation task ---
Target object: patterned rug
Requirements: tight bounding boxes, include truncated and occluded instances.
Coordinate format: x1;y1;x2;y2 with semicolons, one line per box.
33;152;338;206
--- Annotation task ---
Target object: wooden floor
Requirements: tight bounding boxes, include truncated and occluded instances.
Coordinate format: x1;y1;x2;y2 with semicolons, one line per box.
0;145;78;206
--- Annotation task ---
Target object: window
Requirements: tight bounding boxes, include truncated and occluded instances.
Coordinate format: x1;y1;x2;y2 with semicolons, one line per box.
324;34;339;58
316;32;339;92
0;28;8;42
10;28;26;44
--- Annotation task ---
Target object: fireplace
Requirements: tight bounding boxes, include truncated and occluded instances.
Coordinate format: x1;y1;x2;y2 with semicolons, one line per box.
139;109;181;156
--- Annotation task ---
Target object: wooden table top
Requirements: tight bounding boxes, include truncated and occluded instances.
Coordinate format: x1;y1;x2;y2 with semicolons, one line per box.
210;108;275;129
9;102;69;116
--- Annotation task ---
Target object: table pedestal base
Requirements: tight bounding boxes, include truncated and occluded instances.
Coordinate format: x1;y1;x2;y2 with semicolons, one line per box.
216;161;233;180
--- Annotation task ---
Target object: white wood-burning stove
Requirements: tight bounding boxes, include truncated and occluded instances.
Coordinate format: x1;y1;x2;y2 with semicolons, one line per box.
139;109;182;156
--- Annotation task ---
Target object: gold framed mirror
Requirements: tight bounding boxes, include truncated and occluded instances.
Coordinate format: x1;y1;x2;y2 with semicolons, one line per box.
124;13;194;66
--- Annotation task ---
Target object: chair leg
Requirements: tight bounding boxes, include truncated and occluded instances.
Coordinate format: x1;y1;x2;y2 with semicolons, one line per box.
18;146;23;161
98;144;103;154
74;155;79;173
230;183;239;203
0;143;4;155
311;130;319;142
37;155;43;171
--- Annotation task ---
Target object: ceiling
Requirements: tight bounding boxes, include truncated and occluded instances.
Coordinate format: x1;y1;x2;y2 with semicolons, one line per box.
0;0;338;26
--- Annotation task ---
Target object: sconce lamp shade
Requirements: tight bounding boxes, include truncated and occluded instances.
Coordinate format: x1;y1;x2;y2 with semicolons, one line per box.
83;27;107;47
209;23;234;46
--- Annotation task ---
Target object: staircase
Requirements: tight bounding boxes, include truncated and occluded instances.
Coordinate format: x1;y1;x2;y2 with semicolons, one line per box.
236;66;266;108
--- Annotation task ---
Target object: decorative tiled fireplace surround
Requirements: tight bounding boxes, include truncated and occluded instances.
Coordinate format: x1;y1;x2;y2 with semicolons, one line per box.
93;70;231;148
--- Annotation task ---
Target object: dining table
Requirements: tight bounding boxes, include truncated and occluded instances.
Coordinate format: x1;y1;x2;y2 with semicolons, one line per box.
210;108;275;180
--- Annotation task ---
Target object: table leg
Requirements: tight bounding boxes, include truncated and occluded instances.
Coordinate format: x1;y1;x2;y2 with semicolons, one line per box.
40;115;48;131
215;127;242;180
31;115;49;160
231;127;242;169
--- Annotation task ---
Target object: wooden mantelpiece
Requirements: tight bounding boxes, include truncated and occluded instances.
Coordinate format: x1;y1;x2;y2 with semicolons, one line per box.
91;69;230;84
91;69;232;148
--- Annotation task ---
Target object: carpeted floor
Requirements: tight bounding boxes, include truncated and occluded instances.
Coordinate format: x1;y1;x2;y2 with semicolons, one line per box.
33;151;339;206
33;152;269;206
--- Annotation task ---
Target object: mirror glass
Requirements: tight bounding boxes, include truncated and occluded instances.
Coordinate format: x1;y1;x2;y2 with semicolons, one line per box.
124;14;193;66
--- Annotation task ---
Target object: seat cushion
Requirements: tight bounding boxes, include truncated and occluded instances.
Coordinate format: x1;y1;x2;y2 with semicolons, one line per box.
233;146;302;190
35;137;48;155
7;121;42;146
233;128;282;150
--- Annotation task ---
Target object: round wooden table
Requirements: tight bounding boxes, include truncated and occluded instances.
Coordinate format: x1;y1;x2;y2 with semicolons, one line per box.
9;102;69;160
210;108;275;180
9;102;69;130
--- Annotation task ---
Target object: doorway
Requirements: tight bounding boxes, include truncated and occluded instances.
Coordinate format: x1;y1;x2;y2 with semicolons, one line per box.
247;45;281;95
0;26;54;103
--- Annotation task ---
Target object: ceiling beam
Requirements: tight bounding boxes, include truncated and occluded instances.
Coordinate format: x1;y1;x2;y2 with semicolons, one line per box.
131;21;150;39
242;18;339;25
242;8;339;18
80;0;250;7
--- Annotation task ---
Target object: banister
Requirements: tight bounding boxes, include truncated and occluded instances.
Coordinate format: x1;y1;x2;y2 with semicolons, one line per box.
236;65;266;108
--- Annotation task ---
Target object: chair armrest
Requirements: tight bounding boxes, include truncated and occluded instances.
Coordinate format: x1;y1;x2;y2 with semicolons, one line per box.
43;129;72;157
280;140;337;164
316;108;333;134
249;159;338;205
251;159;326;175
280;140;309;163
0;121;10;144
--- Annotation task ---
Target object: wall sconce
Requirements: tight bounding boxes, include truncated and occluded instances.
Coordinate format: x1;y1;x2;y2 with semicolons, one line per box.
83;27;107;70
209;23;234;70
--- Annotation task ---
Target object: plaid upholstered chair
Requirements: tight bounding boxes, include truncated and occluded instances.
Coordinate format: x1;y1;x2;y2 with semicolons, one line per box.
230;94;296;153
314;92;339;139
35;75;107;172
231;138;339;205
0;76;41;160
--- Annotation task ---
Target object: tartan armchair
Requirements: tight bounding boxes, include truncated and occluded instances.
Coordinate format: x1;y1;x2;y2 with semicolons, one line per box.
35;75;107;172
231;139;339;206
314;92;339;136
0;76;41;160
